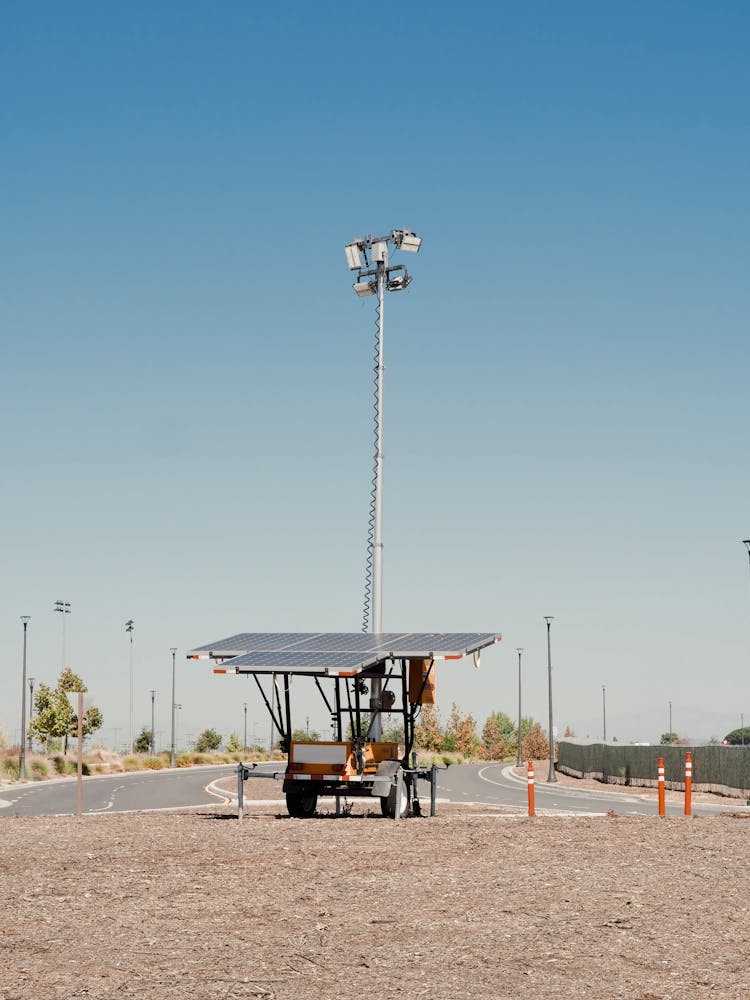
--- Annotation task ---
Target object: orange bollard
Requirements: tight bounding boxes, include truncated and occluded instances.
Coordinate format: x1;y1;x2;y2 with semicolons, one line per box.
527;760;535;817
684;751;692;816
657;756;665;817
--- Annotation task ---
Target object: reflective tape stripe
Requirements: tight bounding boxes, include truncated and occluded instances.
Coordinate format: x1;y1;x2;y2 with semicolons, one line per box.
528;779;535;786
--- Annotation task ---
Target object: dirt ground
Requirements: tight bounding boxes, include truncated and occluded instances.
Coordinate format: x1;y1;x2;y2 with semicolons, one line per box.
2;793;750;1000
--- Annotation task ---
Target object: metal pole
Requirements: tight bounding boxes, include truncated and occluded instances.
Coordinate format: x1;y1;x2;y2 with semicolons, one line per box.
602;684;607;742
76;691;83;818
370;258;385;741
19;617;30;780
516;648;523;767
125;620;134;752
170;648;177;767
545;616;556;782
28;677;35;752
243;702;247;753
150;690;156;755
669;700;672;739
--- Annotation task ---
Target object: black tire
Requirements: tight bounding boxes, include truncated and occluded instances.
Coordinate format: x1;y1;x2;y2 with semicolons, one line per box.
380;778;409;819
286;788;318;818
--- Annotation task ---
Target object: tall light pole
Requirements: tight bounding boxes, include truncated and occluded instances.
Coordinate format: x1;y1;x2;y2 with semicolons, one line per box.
19;617;30;780
28;677;35;751
544;616;557;782
125;620;134;752
602;685;607;742
243;701;248;754
516;648;524;767
344;227;422;741
54;600;71;669
170;648;177;767
150;690;156;756
669;700;672;740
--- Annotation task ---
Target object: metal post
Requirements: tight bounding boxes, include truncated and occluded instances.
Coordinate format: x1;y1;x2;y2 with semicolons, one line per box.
28;677;35;751
669;700;672;740
602;684;607;742
169;648;177;767
394;767;403;823
237;762;245;821
19;617;30;780
516;647;523;767
54;600;71;670
243;702;248;753
369;258;385;742
430;763;437;816
76;691;83;818
125;620;134;752
544;616;557;782
150;690;156;756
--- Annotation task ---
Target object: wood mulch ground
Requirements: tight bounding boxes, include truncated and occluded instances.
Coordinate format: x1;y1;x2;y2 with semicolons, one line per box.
2;801;749;999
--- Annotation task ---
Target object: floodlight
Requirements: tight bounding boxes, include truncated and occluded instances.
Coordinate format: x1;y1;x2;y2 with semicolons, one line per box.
345;242;363;271
393;229;422;252
353;280;377;297
387;273;411;292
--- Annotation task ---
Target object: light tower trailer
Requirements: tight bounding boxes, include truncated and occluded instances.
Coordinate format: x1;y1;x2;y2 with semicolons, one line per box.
188;631;501;819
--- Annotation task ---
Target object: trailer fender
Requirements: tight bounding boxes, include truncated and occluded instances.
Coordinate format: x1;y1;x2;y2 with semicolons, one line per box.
371;759;401;798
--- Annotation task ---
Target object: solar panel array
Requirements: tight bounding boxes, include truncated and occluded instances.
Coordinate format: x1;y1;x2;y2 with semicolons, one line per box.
189;632;500;676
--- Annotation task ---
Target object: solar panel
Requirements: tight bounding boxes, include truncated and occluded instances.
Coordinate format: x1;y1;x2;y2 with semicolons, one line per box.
189;632;500;676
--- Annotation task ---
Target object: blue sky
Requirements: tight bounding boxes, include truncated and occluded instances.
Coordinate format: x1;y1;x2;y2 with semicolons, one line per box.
2;3;749;749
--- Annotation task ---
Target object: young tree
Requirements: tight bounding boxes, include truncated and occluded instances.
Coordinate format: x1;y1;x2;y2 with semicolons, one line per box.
30;668;103;754
225;732;242;753
196;728;222;752
660;732;679;745
482;711;515;760
414;704;444;752
521;721;549;761
133;729;152;754
445;703;479;757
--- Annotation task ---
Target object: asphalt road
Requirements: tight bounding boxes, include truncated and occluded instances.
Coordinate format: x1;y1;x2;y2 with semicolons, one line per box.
0;762;744;817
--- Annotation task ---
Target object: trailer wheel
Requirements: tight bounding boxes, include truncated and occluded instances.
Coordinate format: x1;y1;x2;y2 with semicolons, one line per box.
286;788;318;818
380;779;408;819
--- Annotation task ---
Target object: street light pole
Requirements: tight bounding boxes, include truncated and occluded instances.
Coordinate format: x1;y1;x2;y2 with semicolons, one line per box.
28;677;35;751
170;648;177;767
150;690;156;756
125;620;134;752
54;600;71;669
243;702;247;754
19;617;30;780
602;685;607;742
669;700;672;740
544;616;557;783
516;648;523;767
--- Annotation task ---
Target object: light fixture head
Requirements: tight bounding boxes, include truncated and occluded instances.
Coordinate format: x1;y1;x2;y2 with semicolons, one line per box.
387;272;411;292
393;228;422;253
353;280;377;298
344;242;363;271
743;540;750;549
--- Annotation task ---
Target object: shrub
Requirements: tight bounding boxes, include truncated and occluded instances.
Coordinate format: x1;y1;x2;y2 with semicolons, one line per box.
195;728;221;752
2;759;20;781
176;754;192;768
30;759;49;779
122;756;141;772
143;756;164;770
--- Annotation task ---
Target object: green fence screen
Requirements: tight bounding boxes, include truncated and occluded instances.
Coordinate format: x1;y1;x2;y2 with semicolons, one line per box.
557;740;750;797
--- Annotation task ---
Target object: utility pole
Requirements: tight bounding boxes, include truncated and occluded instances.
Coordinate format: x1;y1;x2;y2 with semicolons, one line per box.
150;690;156;755
602;685;607;742
19;617;30;780
170;648;177;767
125;620;134;752
27;677;35;751
516;648;523;767
544;616;557;782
